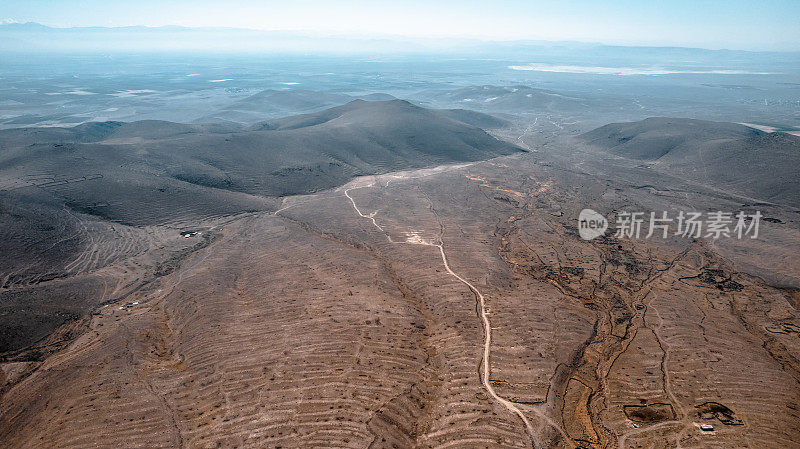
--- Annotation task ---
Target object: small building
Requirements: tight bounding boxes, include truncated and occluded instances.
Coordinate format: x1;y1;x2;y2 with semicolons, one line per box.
700;424;715;432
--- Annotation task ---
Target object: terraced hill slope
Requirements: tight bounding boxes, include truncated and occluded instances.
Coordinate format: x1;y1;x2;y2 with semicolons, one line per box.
2;111;798;449
2;152;798;449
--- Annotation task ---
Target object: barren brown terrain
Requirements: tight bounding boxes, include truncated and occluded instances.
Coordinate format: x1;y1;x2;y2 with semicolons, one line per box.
3;8;800;448
2;118;799;448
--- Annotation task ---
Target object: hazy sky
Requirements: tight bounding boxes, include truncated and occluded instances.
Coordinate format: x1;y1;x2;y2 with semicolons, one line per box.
3;0;799;51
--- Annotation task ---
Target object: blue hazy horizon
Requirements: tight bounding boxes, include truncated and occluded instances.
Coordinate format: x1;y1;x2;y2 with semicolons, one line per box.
2;0;799;52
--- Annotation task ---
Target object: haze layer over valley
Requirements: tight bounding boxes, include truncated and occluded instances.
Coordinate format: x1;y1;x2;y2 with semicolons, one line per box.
1;20;799;449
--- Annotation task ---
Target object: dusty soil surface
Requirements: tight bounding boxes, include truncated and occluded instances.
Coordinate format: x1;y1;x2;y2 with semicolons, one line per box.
2;144;799;448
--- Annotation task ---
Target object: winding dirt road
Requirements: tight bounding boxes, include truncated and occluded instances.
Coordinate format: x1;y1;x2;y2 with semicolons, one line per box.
343;179;548;447
435;243;538;446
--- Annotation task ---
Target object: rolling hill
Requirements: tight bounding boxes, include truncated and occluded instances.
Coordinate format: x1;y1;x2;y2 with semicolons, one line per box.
579;117;763;159
0;99;521;224
579;117;800;206
0;99;520;283
0;99;520;351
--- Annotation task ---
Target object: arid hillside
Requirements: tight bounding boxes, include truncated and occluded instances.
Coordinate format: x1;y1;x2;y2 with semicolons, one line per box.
0;101;520;354
579;118;800;207
1;115;799;449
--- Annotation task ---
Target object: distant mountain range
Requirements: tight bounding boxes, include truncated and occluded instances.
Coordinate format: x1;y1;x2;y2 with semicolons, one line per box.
3;22;798;56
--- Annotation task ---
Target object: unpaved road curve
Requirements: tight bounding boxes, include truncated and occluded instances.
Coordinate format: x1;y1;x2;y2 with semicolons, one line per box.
343;181;551;448
344;188;393;242
435;243;538;446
